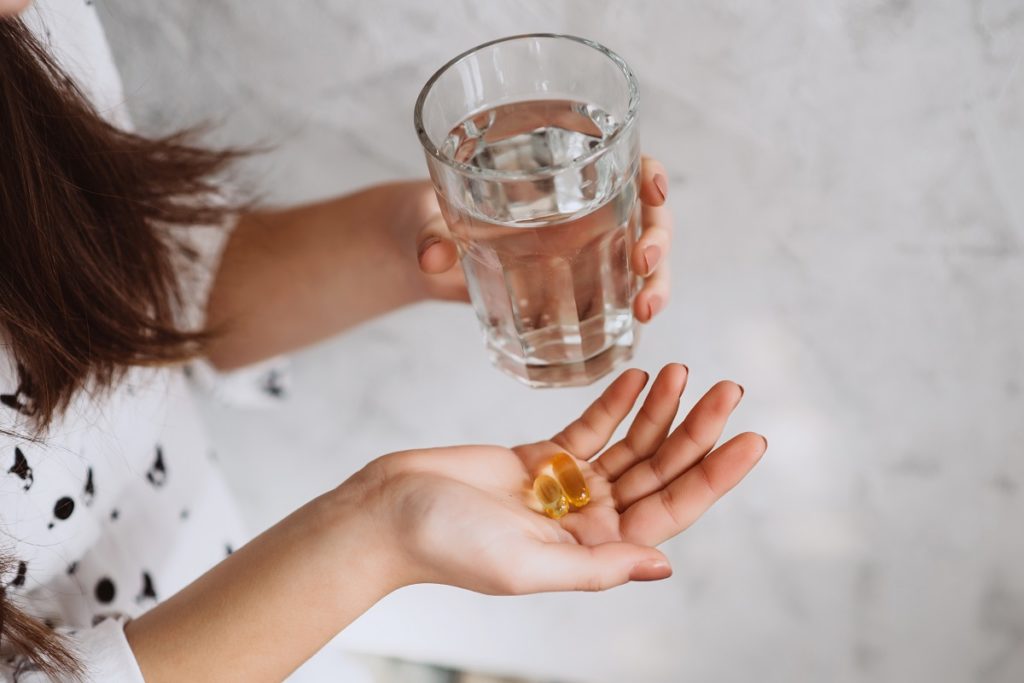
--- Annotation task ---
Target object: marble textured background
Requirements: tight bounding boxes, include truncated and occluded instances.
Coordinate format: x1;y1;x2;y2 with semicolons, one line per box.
97;2;1024;682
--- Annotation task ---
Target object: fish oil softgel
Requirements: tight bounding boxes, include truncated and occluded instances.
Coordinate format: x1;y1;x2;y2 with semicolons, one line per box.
533;474;570;519
550;452;590;508
531;453;590;519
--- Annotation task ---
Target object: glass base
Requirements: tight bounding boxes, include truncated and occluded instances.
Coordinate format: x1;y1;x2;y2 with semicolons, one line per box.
487;327;638;388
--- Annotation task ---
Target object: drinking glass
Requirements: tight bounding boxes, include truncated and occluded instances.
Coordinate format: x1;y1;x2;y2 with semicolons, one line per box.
414;34;641;387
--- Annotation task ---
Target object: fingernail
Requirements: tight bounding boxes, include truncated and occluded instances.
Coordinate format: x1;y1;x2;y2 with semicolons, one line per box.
653;173;668;201
642;245;661;275
738;384;745;399
647;295;663;321
759;434;768;451
630;559;672;582
417;236;441;260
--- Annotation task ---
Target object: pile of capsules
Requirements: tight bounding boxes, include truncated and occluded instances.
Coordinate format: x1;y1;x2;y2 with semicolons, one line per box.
532;452;591;519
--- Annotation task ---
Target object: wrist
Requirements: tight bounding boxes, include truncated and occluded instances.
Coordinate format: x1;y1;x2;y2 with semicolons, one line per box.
379;181;446;301
317;464;411;599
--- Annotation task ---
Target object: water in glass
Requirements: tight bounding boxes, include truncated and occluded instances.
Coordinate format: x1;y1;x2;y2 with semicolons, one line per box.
437;99;640;387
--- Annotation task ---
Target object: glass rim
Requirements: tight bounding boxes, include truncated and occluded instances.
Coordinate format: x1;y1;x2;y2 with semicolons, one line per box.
413;33;639;181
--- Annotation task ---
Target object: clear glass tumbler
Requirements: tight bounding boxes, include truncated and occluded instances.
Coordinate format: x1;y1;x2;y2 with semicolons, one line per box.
414;34;641;388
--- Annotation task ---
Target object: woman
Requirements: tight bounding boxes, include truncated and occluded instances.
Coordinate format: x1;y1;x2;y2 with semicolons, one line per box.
0;1;767;681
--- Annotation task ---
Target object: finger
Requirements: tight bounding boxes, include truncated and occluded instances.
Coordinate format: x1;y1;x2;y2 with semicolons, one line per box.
551;368;649;459
503;540;671;594
556;495;621;546
619;432;766;546
633;258;670;323
591;363;688;480
631;223;670;279
639;156;669;207
613;380;743;509
632;201;673;279
416;213;459;274
633;196;672;322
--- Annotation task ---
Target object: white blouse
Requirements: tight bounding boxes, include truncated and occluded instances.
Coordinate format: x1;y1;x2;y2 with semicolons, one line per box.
1;2;249;680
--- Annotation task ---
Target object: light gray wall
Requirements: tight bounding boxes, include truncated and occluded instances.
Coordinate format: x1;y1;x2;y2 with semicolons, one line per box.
98;2;1024;682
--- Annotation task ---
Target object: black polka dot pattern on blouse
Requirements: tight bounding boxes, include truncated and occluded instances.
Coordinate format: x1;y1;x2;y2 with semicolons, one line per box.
54;497;74;520
0;364;36;417
7;447;33;491
83;467;95;505
261;368;286;399
11;561;27;588
146;445;167;487
47;496;75;529
136;571;157;603
94;578;115;604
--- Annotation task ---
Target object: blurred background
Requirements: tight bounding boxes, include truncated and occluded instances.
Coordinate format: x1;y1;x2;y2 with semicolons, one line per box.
97;2;1023;682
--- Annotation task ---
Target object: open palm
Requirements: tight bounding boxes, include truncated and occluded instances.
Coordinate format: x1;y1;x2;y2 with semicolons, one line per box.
383;364;766;594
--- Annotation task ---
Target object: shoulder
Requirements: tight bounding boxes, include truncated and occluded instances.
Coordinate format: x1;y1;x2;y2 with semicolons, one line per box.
19;0;132;129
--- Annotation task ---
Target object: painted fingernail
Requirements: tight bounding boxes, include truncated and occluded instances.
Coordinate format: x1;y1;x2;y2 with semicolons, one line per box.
417;236;441;260
647;295;663;320
653;173;668;201
642;245;661;275
630;559;672;581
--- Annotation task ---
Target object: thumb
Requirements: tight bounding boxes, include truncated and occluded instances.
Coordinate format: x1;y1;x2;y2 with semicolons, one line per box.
416;213;459;275
514;541;672;594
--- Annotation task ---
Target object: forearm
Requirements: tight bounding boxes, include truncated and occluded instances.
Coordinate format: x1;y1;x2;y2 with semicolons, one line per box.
125;480;399;682
204;184;424;370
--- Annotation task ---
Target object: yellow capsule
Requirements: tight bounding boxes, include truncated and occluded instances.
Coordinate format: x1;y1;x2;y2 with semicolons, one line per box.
551;452;590;508
533;474;569;520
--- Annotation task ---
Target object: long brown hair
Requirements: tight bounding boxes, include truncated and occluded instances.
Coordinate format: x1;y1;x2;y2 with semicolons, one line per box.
1;15;240;676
